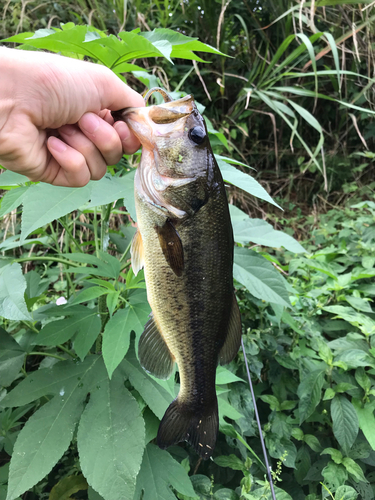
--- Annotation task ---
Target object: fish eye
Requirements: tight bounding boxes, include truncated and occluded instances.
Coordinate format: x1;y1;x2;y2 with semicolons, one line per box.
189;126;206;145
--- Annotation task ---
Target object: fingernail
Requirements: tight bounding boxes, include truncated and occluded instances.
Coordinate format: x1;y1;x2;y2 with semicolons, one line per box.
115;121;130;143
49;137;67;153
80;113;100;134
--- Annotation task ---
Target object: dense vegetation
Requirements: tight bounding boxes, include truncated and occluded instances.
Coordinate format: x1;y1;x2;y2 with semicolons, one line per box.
0;1;374;500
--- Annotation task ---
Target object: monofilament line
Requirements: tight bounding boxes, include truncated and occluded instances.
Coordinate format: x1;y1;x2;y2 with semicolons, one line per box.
241;338;277;500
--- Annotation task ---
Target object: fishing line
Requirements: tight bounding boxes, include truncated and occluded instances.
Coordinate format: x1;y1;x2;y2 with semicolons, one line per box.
241;338;277;500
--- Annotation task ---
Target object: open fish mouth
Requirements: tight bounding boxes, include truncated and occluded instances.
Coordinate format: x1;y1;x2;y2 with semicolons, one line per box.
111;89;196;146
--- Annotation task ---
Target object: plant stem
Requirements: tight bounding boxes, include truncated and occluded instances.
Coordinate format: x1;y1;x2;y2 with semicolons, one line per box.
14;256;80;267
57;344;75;358
119;240;132;263
29;351;66;361
59;217;83;253
93;207;100;257
101;204;112;253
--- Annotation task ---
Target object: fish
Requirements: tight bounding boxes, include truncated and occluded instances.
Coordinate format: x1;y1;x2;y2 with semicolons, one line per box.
112;88;242;459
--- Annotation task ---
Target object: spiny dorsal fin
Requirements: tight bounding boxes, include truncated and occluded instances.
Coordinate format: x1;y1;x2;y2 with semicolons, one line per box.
155;220;184;277
131;230;144;276
139;313;175;380
219;294;242;365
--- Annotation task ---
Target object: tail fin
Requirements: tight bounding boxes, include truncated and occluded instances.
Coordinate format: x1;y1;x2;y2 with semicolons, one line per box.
157;397;218;459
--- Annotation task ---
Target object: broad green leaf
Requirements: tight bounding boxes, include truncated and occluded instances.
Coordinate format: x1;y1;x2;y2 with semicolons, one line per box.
323;305;375;336
266;434;297;468
297;369;325;424
120;349;173;420
69;286;109;306
233;248;289;307
6;384;88;500
0;264;32;321
73;312;101;360
216;366;244;385
321;447;343;464
321;462;348;493
21;183;91;242
141;28;225;60
77;370;145;500
214;455;245;472
218;160;281;209
342;457;367;483
1;355;103;408
0;186;30;217
85;172;136;209
102;307;143;378
0;328;25;387
352;399;375;451
229;205;305;253
134;444;197;500
49;475;88;500
345;296;373;313
331;396;358;456
334;485;358;500
0;170;29;187
37;308;100;347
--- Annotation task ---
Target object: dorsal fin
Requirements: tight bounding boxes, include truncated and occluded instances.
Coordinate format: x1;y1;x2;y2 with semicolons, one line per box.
138;313;175;380
155;220;184;277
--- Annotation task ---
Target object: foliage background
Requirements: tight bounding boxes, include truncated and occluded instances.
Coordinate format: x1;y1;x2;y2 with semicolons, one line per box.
0;1;375;500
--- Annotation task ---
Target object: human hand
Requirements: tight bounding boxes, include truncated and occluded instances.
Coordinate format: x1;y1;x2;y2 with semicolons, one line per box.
0;48;144;187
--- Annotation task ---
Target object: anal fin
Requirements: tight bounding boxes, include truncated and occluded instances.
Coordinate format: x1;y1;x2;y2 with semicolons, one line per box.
139;313;175;380
131;230;144;276
219;294;242;365
155;220;184;277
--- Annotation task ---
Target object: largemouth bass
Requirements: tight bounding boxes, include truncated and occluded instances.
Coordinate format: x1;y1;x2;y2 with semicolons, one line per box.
112;88;241;459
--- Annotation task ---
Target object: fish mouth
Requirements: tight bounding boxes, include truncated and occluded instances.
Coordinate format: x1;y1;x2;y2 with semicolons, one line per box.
111;94;195;147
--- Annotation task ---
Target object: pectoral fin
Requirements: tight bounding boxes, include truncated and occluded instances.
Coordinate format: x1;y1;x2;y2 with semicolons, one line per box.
139;313;175;380
219;294;242;365
155;220;184;277
131;230;144;276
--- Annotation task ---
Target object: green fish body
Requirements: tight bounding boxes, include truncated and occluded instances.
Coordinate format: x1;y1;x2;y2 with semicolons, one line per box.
112;90;241;458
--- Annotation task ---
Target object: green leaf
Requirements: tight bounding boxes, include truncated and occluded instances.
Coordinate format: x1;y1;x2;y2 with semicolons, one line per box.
331;396;359;456
321;462;348;493
233;248;289;307
297;369;325;424
102;307;141;378
229;205;305;253
342;457;367;483
352;399;375;451
37;308;100;347
214;455;245;472
120;349;173;420
215;366;244;385
49;475;88;500
6;391;85;500
0;264;32;321
0;186;30;217
134;444;197;500
321;447;343;464
21;183;91;242
0;328;25;387
323;305;375;336
77;369;145;500
304;434;322;453
73;312;101;361
217;161;281;209
1;355;103;408
334;485;358;500
69;286;109;306
0;171;29;187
